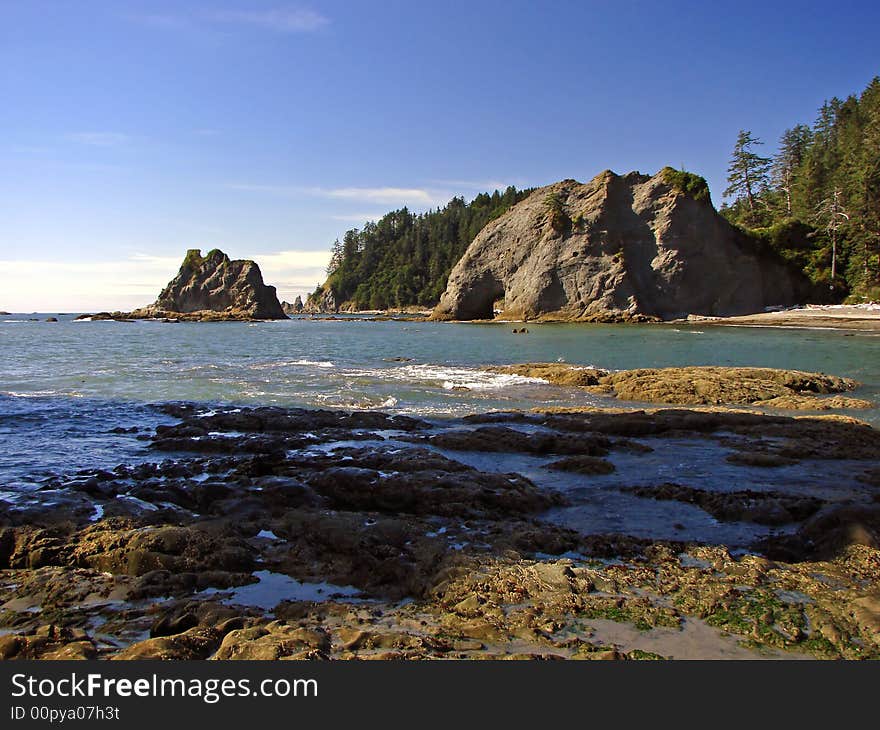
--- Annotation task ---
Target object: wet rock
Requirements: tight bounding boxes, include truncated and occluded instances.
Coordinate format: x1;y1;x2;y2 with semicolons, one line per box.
265;510;449;599
112;626;224;660
213;623;330;660
546;455;616;475
489;363;606;386
56;521;256;578
625;483;824;525
755;395;873;410
599;366;858;406
3;401;880;661
496;363;865;409
0;625;96;660
725;452;798;468
413;425;611;456
150;611;199;638
758;504;880;561
306;464;561;519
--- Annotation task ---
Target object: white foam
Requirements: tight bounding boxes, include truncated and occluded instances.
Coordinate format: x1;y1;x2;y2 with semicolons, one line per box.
251;359;334;370
255;529;279;540
372;364;547;391
90;504;105;522
0;390;83;399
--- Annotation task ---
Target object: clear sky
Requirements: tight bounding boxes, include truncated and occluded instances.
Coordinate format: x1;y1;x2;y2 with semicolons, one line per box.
1;0;878;311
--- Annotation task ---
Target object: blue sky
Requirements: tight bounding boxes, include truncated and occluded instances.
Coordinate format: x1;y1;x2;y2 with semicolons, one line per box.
1;0;878;310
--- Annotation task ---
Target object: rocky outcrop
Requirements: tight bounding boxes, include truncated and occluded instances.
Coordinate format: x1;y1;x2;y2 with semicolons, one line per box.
282;296;304;315
131;249;286;320
4;404;880;659
488;363;871;409
433;169;815;321
304;286;337;314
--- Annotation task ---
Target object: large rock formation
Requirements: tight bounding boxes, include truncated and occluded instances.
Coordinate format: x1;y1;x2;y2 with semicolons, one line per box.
433;169;815;321
132;249;287;320
304;286;337;314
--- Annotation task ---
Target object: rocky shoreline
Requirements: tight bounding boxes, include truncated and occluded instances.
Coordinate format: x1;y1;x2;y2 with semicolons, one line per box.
2;372;879;660
282;305;880;331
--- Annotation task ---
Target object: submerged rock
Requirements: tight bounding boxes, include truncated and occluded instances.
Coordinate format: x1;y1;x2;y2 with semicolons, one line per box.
624;483;825;525
433;169;815;321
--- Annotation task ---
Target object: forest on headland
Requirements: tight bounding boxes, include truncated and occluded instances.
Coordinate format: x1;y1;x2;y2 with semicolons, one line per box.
720;76;879;300
312;186;532;310
312;76;880;310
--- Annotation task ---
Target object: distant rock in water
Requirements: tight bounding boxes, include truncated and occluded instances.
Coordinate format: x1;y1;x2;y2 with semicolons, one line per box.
132;249;287;321
282;295;304;315
433;169;816;322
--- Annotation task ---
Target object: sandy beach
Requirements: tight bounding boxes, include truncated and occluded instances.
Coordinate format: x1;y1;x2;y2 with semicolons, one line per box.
681;304;880;331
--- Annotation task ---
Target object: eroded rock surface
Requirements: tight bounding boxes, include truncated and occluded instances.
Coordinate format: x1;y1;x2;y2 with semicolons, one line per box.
129;249;287;320
2;404;879;660
489;363;872;410
433;169;815;321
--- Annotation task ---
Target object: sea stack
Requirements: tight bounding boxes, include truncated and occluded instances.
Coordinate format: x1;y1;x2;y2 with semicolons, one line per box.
132;249;287;321
282;295;304;315
433;169;815;322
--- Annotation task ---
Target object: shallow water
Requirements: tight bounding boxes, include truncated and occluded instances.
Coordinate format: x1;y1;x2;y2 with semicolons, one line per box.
200;570;364;610
1;313;878;487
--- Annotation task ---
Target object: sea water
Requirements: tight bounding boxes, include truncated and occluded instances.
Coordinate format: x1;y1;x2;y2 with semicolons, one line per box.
1;313;878;487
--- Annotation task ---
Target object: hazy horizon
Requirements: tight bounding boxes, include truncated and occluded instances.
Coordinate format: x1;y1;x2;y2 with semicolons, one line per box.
2;0;878;311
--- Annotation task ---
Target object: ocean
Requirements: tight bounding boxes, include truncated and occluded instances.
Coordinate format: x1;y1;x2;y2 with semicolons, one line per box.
1;313;879;491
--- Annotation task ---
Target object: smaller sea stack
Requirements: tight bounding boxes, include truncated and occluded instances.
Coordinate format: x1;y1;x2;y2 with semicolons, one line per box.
132;248;287;321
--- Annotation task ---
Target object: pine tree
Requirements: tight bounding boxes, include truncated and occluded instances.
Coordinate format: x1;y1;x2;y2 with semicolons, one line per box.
326;238;344;276
724;130;772;221
814;187;849;284
317;186;532;309
773;125;812;216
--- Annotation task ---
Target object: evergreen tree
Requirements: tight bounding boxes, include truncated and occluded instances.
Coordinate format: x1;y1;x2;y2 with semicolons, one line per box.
773;125;812;216
814;187;849;284
316;186;533;309
326;238;344;276
723;77;880;300
724;130;772;222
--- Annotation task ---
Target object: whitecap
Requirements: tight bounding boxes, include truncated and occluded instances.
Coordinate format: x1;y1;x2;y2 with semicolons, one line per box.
251;359;334;370
369;363;547;391
0;390;83;399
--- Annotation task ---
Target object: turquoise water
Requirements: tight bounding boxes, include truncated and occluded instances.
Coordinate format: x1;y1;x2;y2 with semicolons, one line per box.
1;313;879;485
3;314;879;413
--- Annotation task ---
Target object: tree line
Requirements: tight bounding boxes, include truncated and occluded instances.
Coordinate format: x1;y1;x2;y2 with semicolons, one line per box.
313;186;532;310
721;76;880;300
